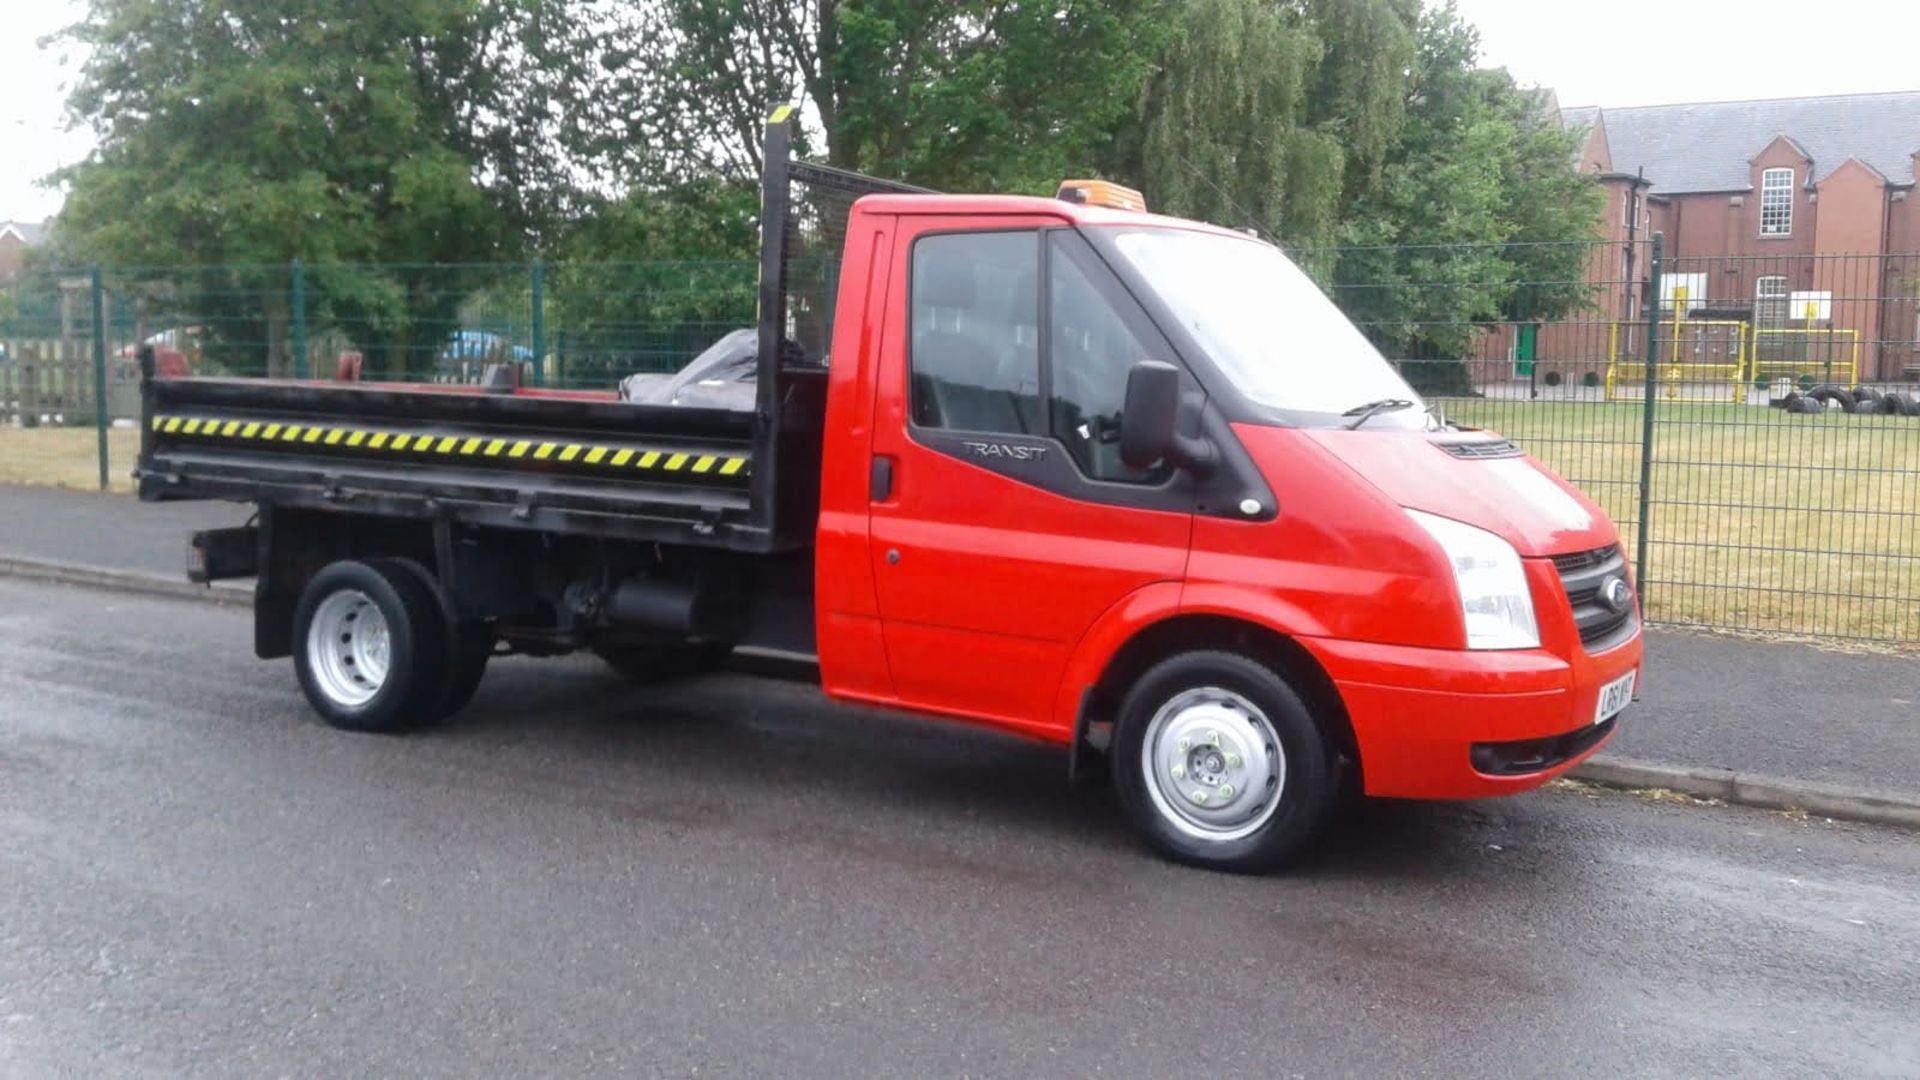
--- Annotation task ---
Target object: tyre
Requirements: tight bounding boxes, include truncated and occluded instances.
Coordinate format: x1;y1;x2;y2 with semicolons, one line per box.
1875;392;1909;415
371;557;493;720
1111;650;1337;873
1852;386;1883;407
293;559;449;732
438;627;495;718
595;641;735;684
1808;385;1855;413
1786;393;1823;414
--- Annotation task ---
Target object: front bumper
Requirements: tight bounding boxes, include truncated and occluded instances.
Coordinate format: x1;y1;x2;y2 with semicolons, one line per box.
1301;624;1643;801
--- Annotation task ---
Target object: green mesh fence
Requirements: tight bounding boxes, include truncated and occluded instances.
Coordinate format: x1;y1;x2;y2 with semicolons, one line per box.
1307;239;1920;646
10;242;1920;647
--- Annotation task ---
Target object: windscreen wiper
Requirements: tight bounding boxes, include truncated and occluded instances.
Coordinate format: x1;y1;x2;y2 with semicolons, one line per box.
1341;398;1416;430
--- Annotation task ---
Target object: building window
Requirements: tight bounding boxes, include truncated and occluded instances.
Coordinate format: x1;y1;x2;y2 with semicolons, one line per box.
1760;169;1794;237
1754;275;1788;328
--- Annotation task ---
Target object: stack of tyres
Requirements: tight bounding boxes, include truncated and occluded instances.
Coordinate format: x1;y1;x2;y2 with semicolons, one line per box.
1779;385;1920;416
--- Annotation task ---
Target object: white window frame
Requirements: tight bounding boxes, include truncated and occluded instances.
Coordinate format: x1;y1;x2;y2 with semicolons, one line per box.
1754;275;1789;328
1760;169;1794;237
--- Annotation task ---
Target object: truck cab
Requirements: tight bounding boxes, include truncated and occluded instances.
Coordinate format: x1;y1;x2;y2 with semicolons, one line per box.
804;192;1640;866
144;115;1640;872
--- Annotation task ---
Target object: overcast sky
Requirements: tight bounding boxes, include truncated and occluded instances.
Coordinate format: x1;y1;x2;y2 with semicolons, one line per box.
1451;0;1920;108
5;0;1920;223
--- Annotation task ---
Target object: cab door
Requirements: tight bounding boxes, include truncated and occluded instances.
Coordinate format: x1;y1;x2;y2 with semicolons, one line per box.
866;220;1196;737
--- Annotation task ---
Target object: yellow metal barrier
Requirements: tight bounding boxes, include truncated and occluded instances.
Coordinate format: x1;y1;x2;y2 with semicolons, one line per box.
1746;327;1860;389
1606;320;1746;402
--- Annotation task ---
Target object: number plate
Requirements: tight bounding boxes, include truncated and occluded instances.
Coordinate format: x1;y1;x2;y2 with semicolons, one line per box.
1594;669;1636;725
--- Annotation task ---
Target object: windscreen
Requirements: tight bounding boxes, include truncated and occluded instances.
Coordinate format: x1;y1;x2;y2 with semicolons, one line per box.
1108;227;1424;424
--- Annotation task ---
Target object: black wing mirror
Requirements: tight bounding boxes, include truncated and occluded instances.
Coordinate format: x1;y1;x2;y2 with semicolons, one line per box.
1120;360;1214;476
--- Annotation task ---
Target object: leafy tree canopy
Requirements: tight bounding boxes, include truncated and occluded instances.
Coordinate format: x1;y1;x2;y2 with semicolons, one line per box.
49;0;1601;378
1332;4;1604;365
55;0;580;266
569;1;1174;195
52;0;584;373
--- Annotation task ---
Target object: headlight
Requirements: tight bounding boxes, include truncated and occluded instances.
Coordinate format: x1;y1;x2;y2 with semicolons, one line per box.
1406;509;1540;650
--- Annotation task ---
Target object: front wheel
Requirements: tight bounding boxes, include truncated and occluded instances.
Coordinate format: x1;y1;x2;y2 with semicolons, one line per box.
292;559;448;733
1111;650;1338;873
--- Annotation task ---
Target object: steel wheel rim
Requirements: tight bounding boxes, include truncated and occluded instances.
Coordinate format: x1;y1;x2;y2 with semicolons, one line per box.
1140;686;1285;842
307;589;391;708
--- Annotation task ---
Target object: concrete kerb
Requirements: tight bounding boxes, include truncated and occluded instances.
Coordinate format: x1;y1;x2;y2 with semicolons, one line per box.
1568;756;1920;831
0;555;250;608
1;554;1916;833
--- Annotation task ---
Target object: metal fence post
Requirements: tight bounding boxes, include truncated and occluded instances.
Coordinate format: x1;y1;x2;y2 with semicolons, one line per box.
530;261;546;387
90;267;109;490
1635;233;1664;607
291;259;308;379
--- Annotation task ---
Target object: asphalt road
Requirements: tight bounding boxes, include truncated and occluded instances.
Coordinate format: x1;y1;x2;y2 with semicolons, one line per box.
6;484;1920;796
3;577;1917;1078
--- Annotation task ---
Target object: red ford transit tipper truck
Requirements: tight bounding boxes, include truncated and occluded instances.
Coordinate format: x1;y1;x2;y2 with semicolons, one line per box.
140;113;1642;871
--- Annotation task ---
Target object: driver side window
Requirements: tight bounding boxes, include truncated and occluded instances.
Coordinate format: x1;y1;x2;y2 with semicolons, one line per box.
1048;232;1175;484
908;231;1042;435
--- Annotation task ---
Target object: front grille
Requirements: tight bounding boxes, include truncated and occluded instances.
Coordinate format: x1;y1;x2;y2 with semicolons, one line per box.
1552;544;1637;650
1551;547;1612;575
1437;438;1523;460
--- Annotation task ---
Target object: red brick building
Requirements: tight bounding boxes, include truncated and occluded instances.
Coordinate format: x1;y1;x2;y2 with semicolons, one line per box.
1565;91;1920;382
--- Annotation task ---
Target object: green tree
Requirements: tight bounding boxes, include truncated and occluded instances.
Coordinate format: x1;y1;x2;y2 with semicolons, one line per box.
53;0;580;375
1320;4;1601;391
1114;0;1418;249
1300;0;1420;202
576;1;1174;195
1120;0;1342;245
541;178;762;385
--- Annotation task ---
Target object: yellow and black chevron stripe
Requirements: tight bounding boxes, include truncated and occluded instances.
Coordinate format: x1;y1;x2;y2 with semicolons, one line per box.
149;414;750;479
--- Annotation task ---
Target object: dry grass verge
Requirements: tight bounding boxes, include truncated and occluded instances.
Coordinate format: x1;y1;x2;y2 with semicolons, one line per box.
0;426;139;492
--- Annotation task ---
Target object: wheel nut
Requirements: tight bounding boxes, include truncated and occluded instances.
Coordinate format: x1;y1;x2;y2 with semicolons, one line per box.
1225;752;1242;769
1218;783;1235;799
1191;790;1209;804
1170;763;1185;780
1176;736;1191;753
1208;730;1221;746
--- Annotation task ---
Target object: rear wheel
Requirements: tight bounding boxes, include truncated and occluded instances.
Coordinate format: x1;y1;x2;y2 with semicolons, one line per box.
369;557;493;721
293;559;448;732
437;627;495;718
1111;650;1337;873
595;641;734;684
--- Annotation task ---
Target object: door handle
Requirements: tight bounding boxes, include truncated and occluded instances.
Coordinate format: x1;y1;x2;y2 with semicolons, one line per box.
870;454;895;501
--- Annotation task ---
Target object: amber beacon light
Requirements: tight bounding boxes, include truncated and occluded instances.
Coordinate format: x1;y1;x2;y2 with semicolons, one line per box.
1055;179;1147;212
